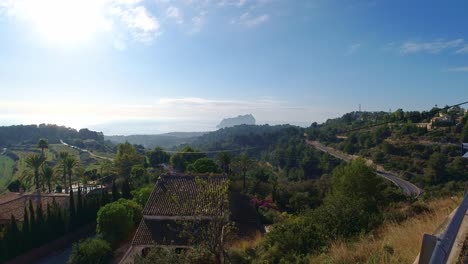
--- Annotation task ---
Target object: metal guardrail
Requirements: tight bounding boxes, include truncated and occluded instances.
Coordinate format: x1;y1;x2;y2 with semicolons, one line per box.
426;193;468;263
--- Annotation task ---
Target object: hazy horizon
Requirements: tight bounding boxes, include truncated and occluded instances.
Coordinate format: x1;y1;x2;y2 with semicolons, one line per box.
1;0;467;134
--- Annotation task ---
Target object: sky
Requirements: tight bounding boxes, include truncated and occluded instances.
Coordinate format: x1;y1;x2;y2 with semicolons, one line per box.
0;0;467;134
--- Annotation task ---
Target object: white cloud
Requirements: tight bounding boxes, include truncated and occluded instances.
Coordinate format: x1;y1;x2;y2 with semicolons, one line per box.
166;6;184;24
456;45;468;54
0;0;161;48
446;66;468;72
347;43;361;55
0;0;274;46
400;39;464;54
111;5;161;42
233;12;269;27
189;12;205;34
218;0;247;7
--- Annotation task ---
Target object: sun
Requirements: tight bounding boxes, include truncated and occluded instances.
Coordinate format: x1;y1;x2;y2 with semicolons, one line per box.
19;0;111;47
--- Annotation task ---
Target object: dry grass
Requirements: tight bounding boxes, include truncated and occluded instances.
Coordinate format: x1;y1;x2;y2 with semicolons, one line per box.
310;197;461;264
228;231;263;250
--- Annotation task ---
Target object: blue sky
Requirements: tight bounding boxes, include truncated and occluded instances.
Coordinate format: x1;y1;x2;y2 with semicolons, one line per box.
0;0;467;134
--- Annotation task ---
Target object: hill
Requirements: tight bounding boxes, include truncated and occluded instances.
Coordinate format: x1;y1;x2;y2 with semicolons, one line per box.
216;114;256;129
105;132;207;149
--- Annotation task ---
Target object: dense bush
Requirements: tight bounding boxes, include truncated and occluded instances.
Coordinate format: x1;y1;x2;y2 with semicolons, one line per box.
96;201;135;245
67;238;112;264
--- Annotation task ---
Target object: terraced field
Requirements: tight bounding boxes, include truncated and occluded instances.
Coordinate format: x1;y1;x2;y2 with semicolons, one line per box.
0;156;15;193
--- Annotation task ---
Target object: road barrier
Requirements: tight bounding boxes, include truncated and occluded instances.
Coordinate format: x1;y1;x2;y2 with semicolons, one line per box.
420;193;468;264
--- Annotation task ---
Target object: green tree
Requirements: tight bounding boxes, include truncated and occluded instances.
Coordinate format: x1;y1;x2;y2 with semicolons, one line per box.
147;147;170;167
112;180;120;202
234;153;253;190
96;202;134;245
41;165;55;193
170;146;206;172
64;156;78;191
25;154;45;190
5;215;20;257
77;187;83;224
216;152;231;174
69;189;76;230
67;238;112;264
114;142;144;178
116;198;143;226
446;156;467;181
37;138;49;157
425;152;447;184
121;178;132;199
258;215;325;263
130;164;147;187
131;185;152;206
58;152;70;193
28;199;36;236
187;158;220;173
22;207;30;250
462;120;468;142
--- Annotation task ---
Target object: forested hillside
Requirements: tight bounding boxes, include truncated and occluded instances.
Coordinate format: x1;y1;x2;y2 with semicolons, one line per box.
105;132;206;149
0;124;104;146
306;107;468;196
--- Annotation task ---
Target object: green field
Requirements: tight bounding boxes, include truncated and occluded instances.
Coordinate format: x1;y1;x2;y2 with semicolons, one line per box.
0;156;15;193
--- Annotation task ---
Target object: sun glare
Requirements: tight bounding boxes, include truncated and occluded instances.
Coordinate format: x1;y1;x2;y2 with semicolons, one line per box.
19;0;111;46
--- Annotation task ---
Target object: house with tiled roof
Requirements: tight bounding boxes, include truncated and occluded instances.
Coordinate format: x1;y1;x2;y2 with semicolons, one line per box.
120;173;260;264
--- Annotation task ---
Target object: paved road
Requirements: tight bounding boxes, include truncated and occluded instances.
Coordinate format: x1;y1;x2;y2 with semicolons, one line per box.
306;140;422;197
60;140;114;162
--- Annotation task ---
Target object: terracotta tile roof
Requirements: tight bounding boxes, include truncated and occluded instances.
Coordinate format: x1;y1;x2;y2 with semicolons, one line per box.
132;219;153;246
130;174;263;248
142;174;228;217
0;193;69;222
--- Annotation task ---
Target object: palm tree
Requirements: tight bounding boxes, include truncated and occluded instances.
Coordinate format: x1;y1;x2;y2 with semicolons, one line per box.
37;139;48;158
58;152;69;193
64;156;78;192
41;165;54;193
25;154;45;190
217;152;231;174
234;153;252;190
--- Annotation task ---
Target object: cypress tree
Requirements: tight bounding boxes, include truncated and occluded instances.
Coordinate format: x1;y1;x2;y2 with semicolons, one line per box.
46;202;52;241
112;180;120;202
36;203;45;244
462;119;468;142
28;199;36;244
122;178;131;199
7;215;20;257
69;189;76;230
22;207;30;252
101;188;110;206
0;237;6;263
77;187;83;225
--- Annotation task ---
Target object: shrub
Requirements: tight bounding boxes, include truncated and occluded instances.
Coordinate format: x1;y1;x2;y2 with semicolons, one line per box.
96;202;134;245
116;198;143;226
132;185;152;206
67;238;112;264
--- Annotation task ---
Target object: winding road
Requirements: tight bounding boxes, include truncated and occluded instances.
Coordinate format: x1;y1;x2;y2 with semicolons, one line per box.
306;139;422;197
59;140;114;162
